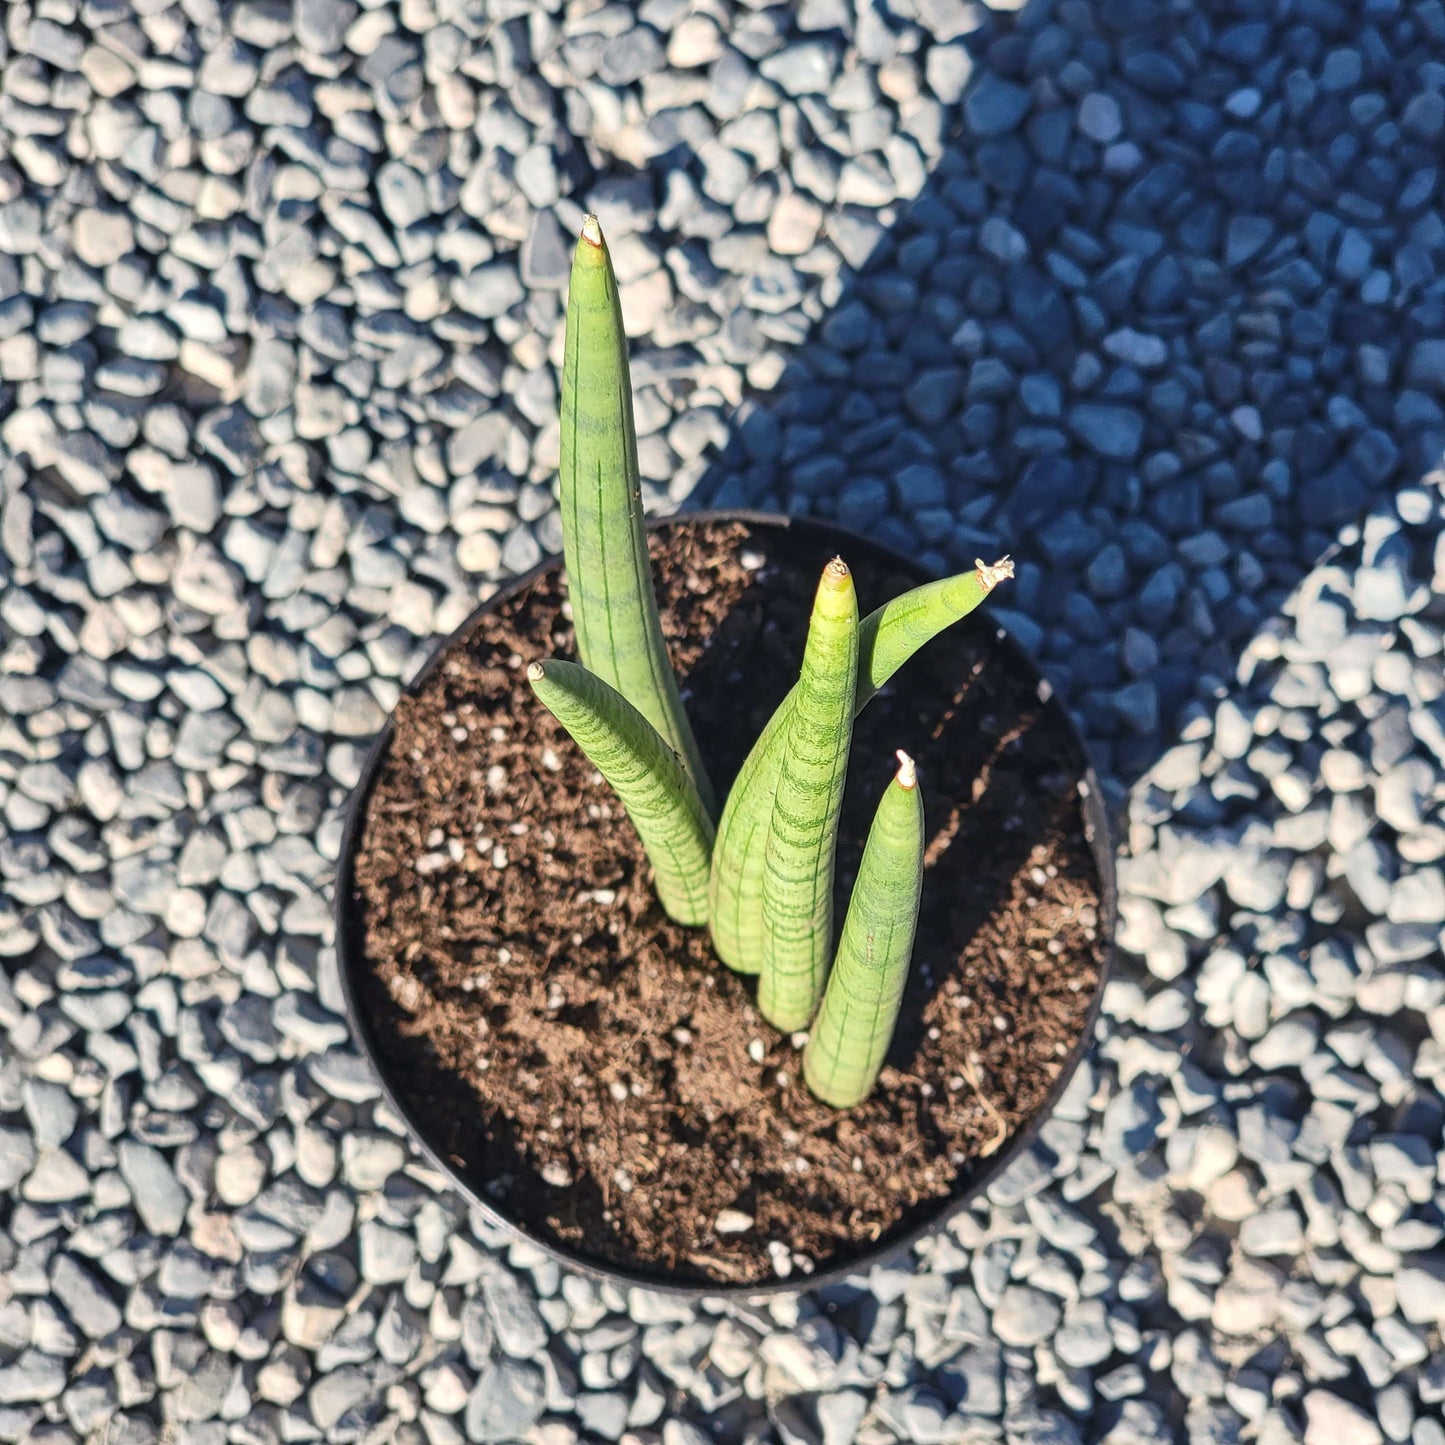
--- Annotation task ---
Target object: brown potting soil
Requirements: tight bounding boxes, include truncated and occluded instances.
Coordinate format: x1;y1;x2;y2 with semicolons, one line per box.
348;519;1105;1287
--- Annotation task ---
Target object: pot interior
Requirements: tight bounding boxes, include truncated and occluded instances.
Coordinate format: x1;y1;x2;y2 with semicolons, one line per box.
336;516;1115;1292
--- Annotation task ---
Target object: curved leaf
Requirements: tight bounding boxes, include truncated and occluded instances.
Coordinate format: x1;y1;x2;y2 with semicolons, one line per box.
529;659;714;927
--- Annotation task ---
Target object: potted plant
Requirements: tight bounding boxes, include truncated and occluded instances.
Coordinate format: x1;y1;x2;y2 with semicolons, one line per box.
335;219;1115;1294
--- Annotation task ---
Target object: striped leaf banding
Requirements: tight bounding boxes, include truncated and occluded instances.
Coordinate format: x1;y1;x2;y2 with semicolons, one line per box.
709;557;1012;976
757;559;858;1032
803;752;924;1108
559;216;715;816
528;659;714;927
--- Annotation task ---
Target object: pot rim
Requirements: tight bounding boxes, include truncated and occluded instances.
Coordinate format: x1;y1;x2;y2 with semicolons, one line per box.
332;508;1118;1300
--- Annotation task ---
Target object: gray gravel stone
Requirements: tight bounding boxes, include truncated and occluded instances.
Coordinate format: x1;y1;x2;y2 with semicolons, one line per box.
993;1286;1062;1347
483;1267;548;1359
51;1255;123;1339
3;0;1445;1435
1070;404;1145;461
22;1079;77;1150
1055;1299;1112;1368
118;1141;188;1236
0;1128;37;1190
467;1359;546;1442
521;210;571;289
72;209;135;266
0;1350;67;1404
1302;1391;1383;1445
25;1147;93;1202
1078;92;1123;144
1396;1257;1445;1325
965;75;1031;136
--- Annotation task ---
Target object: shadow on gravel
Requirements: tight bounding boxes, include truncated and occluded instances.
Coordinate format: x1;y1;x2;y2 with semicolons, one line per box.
637;1;1445;1432
678;0;1441;802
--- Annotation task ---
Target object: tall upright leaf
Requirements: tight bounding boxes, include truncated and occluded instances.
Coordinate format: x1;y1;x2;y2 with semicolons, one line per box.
757;559;858;1032
710;557;1012;975
528;659;714;927
559;215;714;814
803;752;924;1108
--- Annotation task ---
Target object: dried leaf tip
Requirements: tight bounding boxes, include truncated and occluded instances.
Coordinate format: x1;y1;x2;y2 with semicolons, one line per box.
824;556;850;580
975;556;1015;593
580;214;604;247
894;750;917;790
527;661;546;683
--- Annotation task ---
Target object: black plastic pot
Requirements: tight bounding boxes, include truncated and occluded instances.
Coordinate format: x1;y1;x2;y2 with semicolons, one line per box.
334;511;1117;1298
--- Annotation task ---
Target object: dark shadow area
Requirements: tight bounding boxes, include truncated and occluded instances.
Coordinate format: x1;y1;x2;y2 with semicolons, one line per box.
660;0;1445;798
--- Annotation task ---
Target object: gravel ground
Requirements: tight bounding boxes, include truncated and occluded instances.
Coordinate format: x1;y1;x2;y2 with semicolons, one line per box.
2;0;1444;1443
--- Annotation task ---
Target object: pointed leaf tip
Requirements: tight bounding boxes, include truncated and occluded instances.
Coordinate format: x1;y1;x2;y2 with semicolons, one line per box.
580;214;603;247
895;750;917;789
975;556;1015;592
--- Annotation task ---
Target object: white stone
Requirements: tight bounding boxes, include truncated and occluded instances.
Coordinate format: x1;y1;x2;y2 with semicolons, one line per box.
1302;1390;1382;1445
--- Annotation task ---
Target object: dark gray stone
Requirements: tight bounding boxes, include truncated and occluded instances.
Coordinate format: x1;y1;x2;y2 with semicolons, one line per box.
965;76;1032;137
1070;403;1144;460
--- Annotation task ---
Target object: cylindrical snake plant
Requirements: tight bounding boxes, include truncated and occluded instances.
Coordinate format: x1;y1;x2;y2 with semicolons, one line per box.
803;752;924;1108
528;660;714;927
757;559;858;1032
526;218;1015;1106
559;215;714;816
708;557;1014;976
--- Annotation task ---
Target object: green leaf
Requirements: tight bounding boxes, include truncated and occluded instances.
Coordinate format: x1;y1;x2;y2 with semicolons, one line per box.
706;701;787;974
528;658;714;927
804;752;924;1108
709;557;1012;975
757;559;858;1032
559;216;714;815
856;557;1014;708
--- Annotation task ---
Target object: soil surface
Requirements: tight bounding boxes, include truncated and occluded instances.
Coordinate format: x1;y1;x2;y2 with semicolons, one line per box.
347;519;1107;1286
